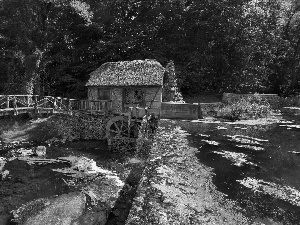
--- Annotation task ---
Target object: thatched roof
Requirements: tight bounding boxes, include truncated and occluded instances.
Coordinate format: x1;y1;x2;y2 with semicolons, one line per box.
86;59;165;86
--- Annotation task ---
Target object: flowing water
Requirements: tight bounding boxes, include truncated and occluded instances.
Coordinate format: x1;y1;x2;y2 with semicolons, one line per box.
0;140;131;224
176;114;300;224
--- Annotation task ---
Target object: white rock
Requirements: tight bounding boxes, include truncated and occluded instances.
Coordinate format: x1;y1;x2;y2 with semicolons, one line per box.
34;146;47;156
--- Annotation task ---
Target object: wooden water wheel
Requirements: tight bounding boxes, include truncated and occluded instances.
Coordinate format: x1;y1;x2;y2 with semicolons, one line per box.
106;116;139;140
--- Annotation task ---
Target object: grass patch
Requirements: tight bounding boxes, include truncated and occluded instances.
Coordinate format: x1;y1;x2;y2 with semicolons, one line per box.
0;116;59;143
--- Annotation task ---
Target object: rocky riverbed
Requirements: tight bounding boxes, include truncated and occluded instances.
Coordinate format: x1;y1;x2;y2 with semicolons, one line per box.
126;120;254;224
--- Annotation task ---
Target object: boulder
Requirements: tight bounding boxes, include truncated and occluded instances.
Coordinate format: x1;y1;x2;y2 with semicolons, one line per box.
11;170;125;225
12;192;86;225
34;146;47;156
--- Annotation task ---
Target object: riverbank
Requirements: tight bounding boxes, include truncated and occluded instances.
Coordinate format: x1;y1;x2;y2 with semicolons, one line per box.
126;119;255;224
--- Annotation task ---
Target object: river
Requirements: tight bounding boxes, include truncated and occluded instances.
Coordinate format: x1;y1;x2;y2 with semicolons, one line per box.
175;114;300;224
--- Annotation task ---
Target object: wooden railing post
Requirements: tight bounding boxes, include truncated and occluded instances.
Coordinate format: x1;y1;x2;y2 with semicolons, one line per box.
104;101;107;115
109;101;112;114
6;96;9;109
43;97;47;108
34;96;38;113
13;95;18;115
57;97;61;109
53;97;57;110
67;99;70;111
27;95;30;107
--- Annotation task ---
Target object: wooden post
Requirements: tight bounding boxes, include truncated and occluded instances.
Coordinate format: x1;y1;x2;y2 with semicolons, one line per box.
128;107;133;137
57;97;61;109
67;99;70;111
27;95;30;107
108;101;111;114
104;101;107;115
44;97;47;108
34;96;38;114
13;96;18;115
6;96;9;109
107;138;112;147
53;97;57;110
34;96;38;105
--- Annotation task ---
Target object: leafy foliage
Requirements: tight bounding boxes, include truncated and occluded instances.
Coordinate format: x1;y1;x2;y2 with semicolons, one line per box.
1;0;300;97
219;95;273;120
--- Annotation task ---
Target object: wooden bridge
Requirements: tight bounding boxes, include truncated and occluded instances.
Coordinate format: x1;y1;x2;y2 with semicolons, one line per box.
0;95;112;117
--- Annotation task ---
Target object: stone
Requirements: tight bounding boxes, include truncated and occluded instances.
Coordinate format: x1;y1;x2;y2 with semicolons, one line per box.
34;146;47;156
12;192;86;225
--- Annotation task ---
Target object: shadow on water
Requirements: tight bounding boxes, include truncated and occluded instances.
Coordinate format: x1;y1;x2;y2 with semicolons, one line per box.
176;115;300;224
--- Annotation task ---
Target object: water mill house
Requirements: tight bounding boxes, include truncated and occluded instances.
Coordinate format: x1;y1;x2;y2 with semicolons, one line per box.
85;59;165;117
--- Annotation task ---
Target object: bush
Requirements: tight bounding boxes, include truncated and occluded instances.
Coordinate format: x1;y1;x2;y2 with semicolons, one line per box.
278;96;300;107
219;95;273;120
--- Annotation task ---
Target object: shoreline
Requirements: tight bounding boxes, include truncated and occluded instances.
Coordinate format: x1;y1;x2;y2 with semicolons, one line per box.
126;120;254;224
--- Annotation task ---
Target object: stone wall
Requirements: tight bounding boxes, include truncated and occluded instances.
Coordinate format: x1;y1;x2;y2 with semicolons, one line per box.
53;113;112;141
161;102;198;120
161;102;224;119
196;102;223;117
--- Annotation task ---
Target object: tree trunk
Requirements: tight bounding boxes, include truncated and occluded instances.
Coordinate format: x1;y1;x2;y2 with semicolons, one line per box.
22;50;43;95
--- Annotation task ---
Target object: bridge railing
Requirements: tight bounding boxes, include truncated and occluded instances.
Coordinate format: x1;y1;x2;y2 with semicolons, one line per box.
0;95;39;109
0;95;113;115
36;96;69;111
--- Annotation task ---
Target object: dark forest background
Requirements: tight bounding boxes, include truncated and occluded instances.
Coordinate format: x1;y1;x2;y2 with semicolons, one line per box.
1;0;300;98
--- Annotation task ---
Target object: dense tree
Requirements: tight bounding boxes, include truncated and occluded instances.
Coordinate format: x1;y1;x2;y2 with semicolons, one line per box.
1;0;300;97
0;0;93;95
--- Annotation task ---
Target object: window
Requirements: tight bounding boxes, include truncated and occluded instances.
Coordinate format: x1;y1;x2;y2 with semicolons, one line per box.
125;88;144;106
98;88;110;100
